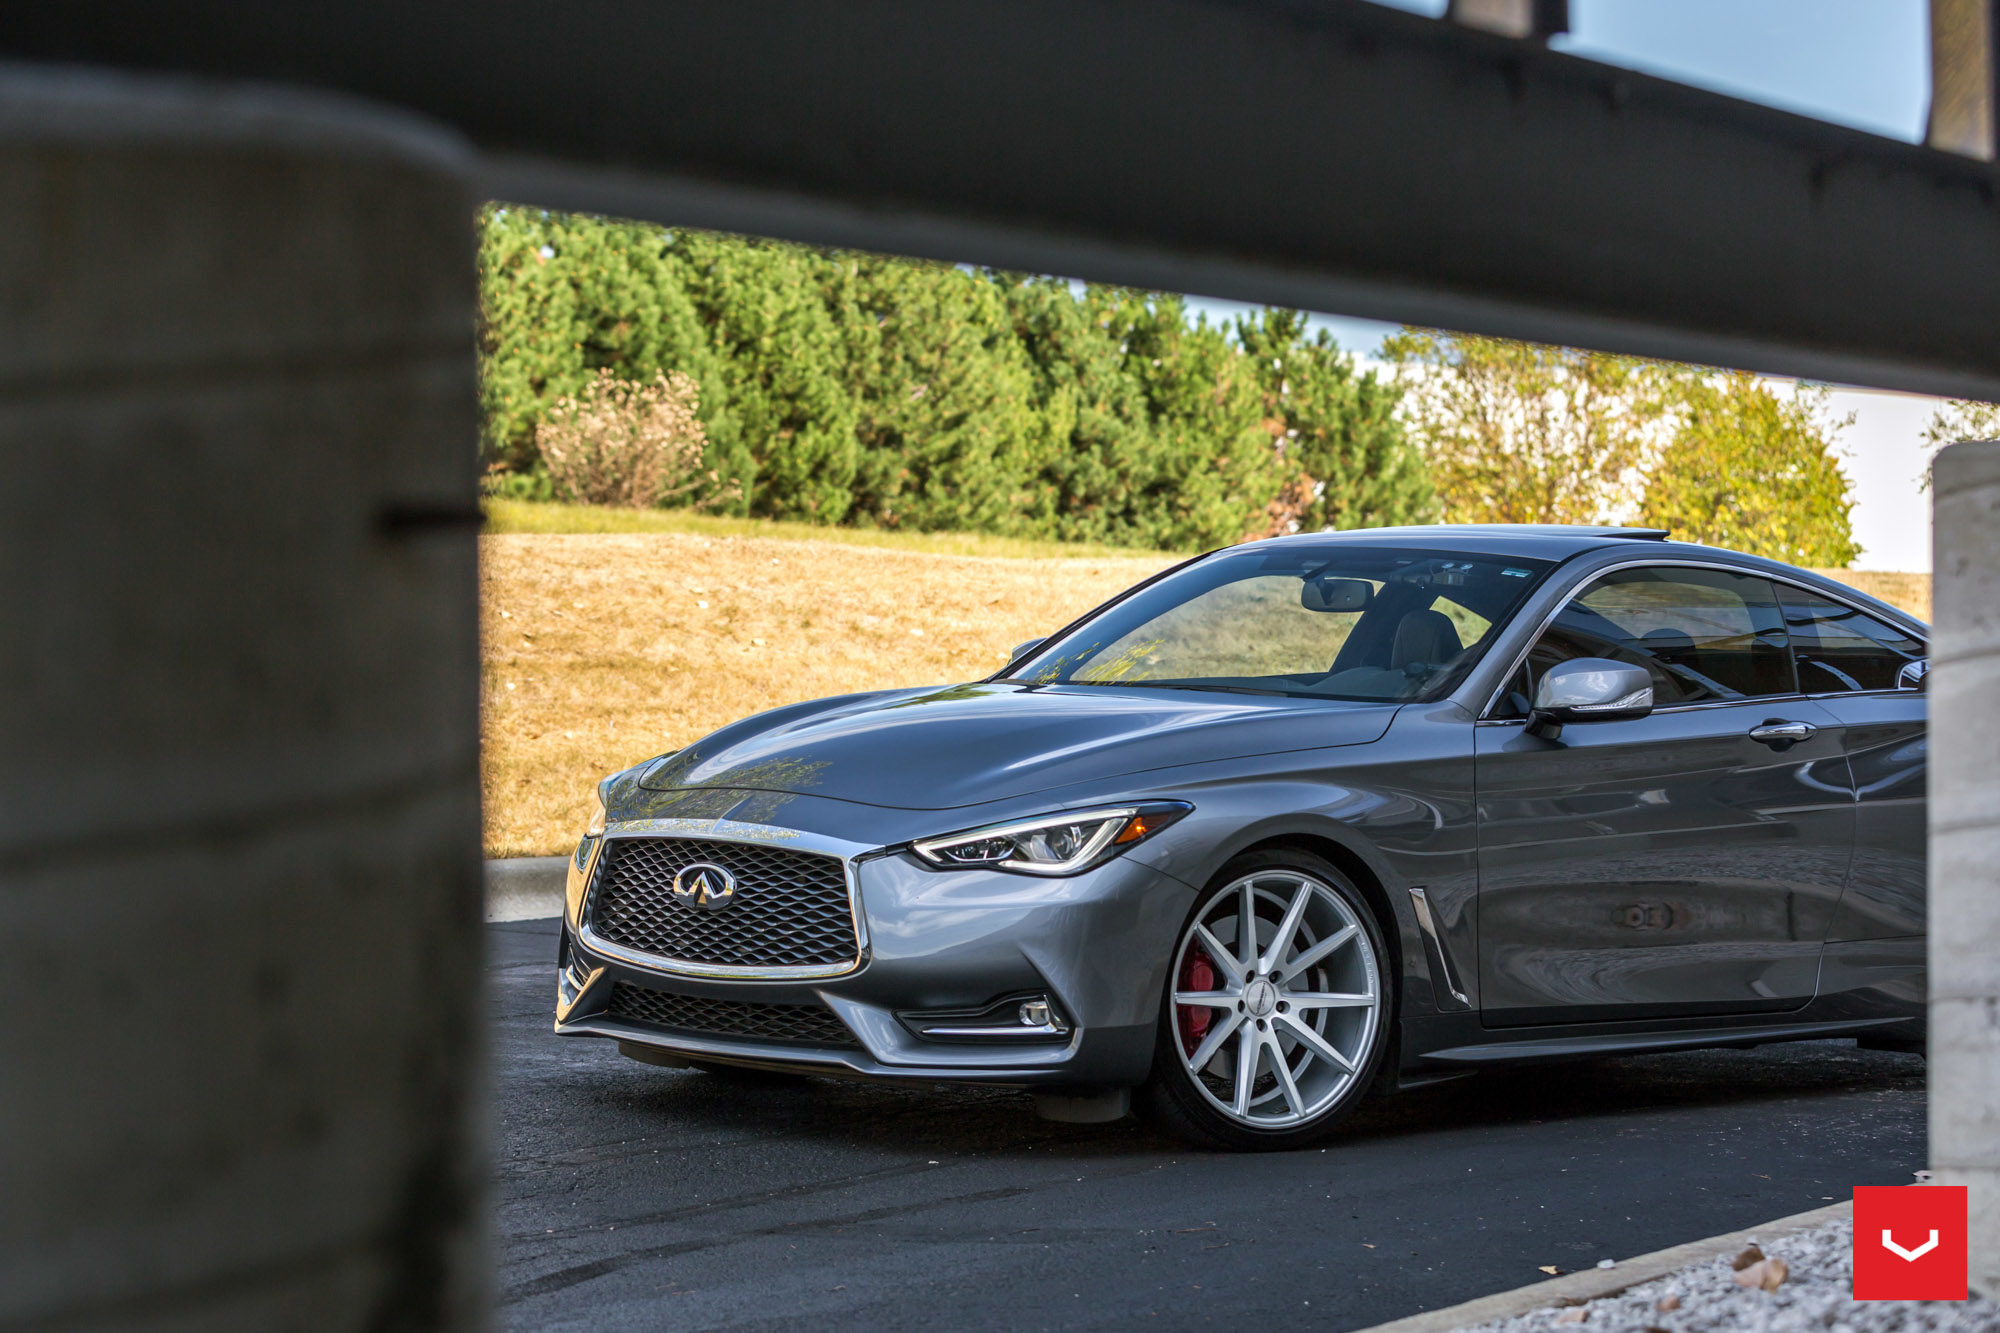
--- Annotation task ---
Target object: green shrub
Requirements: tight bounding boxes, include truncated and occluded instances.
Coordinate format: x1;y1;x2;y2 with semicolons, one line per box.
477;208;1435;549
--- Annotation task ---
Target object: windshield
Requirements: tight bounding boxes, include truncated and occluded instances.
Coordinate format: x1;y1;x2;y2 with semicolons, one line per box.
1003;544;1555;702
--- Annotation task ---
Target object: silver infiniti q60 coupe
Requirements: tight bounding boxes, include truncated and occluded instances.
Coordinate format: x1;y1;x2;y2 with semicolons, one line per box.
553;525;1928;1150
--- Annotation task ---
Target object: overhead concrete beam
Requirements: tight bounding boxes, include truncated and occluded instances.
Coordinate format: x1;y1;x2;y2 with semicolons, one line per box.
7;1;2000;398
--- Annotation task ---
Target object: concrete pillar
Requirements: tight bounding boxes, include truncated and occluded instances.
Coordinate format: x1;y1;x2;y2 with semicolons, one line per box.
1931;439;2000;1297
0;67;485;1328
1928;0;1997;160
1446;0;1568;42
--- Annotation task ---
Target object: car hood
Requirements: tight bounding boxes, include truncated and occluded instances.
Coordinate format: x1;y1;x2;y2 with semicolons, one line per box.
633;682;1399;811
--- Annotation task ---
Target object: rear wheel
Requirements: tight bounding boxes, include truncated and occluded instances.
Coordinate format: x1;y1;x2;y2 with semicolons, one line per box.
1137;850;1390;1150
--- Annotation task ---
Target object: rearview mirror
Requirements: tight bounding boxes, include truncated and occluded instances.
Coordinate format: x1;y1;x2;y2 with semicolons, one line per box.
1301;577;1374;613
1527;657;1653;739
1009;637;1046;664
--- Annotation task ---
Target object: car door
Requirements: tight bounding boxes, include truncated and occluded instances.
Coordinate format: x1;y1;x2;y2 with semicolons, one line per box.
1473;564;1853;1026
1778;583;1928;943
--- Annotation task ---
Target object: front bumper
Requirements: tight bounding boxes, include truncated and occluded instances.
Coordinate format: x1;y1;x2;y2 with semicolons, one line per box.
553;823;1195;1088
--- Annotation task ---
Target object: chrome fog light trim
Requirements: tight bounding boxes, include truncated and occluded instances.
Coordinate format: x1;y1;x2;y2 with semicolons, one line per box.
903;993;1073;1041
556;950;602;1012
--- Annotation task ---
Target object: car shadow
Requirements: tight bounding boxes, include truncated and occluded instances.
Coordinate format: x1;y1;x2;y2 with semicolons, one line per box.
577;1037;1924;1162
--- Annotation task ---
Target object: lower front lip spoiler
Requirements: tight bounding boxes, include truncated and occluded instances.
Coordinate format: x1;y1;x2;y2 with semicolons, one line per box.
557;1013;1091;1085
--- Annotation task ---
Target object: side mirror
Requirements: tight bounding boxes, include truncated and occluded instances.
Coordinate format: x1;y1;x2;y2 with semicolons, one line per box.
1897;658;1929;692
1009;637;1046;665
1527;657;1653;740
1301;577;1374;613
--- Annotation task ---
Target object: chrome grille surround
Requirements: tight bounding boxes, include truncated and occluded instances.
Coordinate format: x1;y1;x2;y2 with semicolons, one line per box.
605;981;860;1048
578;826;869;980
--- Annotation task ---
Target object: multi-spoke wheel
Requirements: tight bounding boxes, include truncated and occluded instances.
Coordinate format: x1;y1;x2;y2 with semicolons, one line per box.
1137;850;1389;1149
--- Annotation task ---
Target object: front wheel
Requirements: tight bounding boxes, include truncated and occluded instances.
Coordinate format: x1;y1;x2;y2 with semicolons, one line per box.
1137;850;1391;1150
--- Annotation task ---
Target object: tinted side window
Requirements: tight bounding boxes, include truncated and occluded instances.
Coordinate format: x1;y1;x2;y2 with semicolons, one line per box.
1499;567;1793;714
1780;586;1926;693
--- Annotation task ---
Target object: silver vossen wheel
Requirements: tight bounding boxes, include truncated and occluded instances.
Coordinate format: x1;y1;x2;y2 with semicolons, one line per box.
1167;868;1382;1131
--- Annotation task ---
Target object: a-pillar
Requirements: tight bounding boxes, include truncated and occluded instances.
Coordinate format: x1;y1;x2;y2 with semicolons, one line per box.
0;68;486;1328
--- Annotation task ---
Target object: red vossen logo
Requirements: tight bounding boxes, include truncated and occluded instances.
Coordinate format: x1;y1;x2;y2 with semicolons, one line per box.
1852;1185;1969;1301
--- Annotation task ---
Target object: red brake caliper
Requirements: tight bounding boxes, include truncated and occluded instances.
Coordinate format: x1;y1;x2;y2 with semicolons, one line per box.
1177;947;1217;1056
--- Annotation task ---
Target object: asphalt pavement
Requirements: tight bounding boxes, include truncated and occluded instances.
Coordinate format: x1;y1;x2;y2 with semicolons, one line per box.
490;918;1927;1332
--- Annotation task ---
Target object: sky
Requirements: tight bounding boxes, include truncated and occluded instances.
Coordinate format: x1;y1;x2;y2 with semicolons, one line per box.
1180;0;1941;571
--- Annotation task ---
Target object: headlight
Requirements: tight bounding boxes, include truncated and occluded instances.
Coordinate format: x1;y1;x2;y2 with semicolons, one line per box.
911;802;1191;876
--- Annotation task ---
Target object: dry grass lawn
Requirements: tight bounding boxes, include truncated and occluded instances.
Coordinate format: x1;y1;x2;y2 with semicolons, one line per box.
1811;569;1929;621
481;533;1174;856
480;531;1931;857
483;496;1168;560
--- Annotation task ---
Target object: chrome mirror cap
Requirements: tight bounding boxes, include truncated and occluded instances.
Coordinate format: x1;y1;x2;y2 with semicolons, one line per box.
1529;657;1654;736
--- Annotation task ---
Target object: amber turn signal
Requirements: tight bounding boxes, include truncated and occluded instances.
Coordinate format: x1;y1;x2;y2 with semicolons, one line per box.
1115;814;1153;844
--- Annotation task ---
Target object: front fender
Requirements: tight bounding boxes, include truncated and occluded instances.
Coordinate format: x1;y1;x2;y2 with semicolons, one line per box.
1097;702;1481;1022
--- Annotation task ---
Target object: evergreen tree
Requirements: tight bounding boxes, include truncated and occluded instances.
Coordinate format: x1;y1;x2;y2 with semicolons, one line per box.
477;207;740;500
662;233;859;521
999;278;1167;545
1119;298;1283;548
478;210;1435;551
824;256;1040;533
1236;310;1434;531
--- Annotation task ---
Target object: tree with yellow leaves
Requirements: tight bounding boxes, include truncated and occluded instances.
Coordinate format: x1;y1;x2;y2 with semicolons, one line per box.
1640;372;1858;567
1381;330;1677;525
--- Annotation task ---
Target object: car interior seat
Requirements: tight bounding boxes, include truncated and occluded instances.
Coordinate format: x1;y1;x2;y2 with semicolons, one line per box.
1389;608;1463;671
1637;626;1700;696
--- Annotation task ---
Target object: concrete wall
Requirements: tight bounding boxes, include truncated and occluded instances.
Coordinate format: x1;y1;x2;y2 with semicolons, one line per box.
1930;440;2000;1297
0;69;485;1328
486;857;568;923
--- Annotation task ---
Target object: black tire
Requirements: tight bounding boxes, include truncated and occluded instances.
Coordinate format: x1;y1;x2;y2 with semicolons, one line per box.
1136;849;1393;1151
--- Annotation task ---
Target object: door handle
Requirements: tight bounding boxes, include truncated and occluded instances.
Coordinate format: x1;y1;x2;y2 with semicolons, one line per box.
1749;719;1817;747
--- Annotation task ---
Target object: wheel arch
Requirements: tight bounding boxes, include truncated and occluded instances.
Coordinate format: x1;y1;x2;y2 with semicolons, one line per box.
1226;831;1406;1018
1159;814;1421;985
1138;827;1411;1145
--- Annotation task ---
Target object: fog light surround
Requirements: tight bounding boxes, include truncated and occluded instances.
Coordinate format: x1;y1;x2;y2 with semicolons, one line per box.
901;993;1072;1042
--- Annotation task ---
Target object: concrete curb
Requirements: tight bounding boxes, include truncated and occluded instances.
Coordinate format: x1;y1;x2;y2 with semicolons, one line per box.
485;856;567;922
1350;1200;1854;1333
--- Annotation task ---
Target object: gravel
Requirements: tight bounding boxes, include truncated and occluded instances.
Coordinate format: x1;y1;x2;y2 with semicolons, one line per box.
1457;1219;1999;1333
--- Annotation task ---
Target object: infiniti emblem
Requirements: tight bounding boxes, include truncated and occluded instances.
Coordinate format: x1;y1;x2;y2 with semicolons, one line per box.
670;861;738;911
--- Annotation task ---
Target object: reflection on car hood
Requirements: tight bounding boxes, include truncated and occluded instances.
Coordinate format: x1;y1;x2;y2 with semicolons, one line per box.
636;683;1399;810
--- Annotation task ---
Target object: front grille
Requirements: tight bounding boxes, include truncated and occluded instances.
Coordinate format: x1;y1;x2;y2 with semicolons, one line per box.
606;981;859;1048
587;837;859;971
